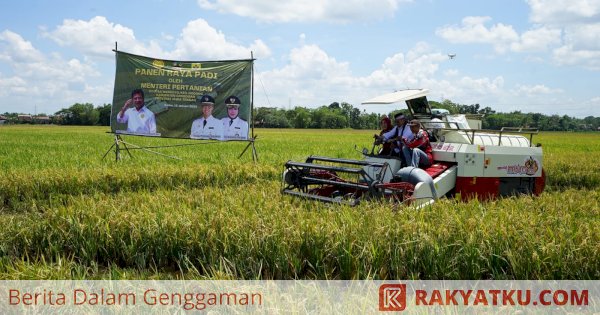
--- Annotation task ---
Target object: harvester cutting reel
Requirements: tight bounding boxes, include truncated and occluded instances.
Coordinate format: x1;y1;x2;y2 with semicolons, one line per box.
282;156;414;206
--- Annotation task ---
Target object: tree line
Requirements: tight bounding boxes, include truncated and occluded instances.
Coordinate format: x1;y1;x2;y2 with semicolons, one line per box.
431;100;600;131
253;100;600;131
3;100;599;131
2;103;112;126
253;102;380;129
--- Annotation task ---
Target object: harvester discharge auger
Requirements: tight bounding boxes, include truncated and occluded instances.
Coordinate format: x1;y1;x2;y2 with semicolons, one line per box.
282;89;546;207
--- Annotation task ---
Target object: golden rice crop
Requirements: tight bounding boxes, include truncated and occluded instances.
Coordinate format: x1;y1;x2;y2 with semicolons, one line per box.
0;126;598;279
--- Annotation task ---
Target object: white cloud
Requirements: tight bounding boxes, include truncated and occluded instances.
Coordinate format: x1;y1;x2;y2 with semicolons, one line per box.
425;76;505;107
256;42;491;110
256;42;588;115
437;6;600;69
257;44;353;106
436;16;519;53
0;30;104;113
551;23;600;69
299;33;306;45
527;0;600;25
0;30;44;62
0;74;27;97
510;27;562;52
255;42;510;112
437;16;562;53
444;69;459;77
514;84;563;96
552;23;600;70
44;16;271;61
2;17;273;113
563;23;600;51
7;56;100;98
197;0;411;23
3;12;592;117
523;1;600;70
553;44;600;69
43;16;164;58
169;19;271;60
362;42;447;90
0;31;98;82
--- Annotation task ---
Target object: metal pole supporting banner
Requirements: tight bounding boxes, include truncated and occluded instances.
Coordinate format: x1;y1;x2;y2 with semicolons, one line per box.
102;134;134;161
238;136;258;162
236;51;259;163
250;51;255;140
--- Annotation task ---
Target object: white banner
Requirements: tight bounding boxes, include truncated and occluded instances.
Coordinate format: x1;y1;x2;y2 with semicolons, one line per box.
0;280;597;314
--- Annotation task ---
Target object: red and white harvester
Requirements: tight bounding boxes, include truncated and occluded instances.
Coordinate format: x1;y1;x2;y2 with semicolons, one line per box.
282;89;545;207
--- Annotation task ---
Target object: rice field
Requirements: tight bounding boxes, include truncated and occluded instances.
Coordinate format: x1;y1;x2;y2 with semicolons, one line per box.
0;125;598;279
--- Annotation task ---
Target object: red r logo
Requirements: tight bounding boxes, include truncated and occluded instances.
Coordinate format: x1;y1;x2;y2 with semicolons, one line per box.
379;284;406;311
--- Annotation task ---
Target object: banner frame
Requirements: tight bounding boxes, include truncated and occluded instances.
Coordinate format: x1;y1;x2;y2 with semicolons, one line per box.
103;43;258;162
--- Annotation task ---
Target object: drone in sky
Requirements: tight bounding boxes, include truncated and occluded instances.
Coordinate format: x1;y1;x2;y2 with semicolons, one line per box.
448;54;456;60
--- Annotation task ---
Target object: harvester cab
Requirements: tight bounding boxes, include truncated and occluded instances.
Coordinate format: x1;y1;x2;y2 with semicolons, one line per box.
282;89;546;207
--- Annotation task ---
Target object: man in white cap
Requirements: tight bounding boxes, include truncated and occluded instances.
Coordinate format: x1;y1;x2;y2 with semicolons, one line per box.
190;94;224;140
377;113;414;159
221;95;249;140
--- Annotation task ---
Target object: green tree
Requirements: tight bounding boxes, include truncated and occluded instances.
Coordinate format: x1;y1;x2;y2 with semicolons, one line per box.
293;107;311;128
341;102;361;128
328;102;340;110
360;112;380;130
97;104;112;126
55;103;99;125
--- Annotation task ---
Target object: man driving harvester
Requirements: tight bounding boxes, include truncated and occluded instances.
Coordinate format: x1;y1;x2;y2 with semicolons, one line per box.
375;113;414;162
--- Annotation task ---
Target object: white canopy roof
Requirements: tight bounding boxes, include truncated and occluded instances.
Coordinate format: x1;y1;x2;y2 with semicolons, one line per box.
361;89;429;105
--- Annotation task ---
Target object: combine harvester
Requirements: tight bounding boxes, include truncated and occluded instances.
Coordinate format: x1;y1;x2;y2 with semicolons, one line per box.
282;89;545;207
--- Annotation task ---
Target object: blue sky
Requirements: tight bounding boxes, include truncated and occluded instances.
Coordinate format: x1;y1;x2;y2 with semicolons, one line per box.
1;0;599;117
